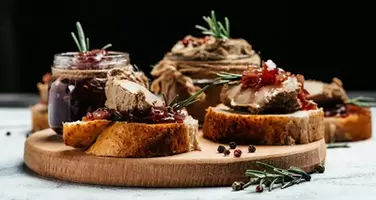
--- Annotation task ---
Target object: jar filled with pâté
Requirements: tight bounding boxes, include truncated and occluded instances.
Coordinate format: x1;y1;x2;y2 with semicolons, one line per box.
48;22;132;135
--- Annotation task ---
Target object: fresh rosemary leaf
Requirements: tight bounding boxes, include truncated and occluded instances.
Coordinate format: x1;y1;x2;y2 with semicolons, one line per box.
171;84;209;112
281;180;294;189
210;10;217;29
162;93;168;105
217;21;225;32
71;32;82;52
220;33;227;39
269;177;280;191
259;178;265;190
225;17;230;36
195;25;209;31
346;96;376;107
169;95;179;107
102;44;112;50
203;31;214;35
180;99;200;108
175;85;208;106
86;38;90;50
288;167;311;181
213;80;230;85
242;181;253;189
351;96;375;101
76;22;87;51
196;11;231;39
203;16;211;24
327;143;350;149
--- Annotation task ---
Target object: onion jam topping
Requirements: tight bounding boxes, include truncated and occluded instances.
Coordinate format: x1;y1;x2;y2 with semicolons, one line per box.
83;105;188;124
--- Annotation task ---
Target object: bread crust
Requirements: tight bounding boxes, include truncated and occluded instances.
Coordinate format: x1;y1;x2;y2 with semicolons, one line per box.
86;120;200;158
63;120;112;149
63;117;200;157
31;103;49;132
203;104;324;145
324;107;372;143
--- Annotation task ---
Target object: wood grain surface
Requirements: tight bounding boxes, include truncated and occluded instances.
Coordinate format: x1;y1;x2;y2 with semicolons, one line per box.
24;129;326;188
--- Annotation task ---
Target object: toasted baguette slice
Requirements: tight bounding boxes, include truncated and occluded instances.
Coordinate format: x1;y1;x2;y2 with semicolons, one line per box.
63;120;112;149
324;107;371;143
86;116;200;157
203;104;324;145
31;103;49;132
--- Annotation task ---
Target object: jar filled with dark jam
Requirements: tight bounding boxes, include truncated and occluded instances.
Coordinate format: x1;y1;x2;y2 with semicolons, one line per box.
48;50;130;135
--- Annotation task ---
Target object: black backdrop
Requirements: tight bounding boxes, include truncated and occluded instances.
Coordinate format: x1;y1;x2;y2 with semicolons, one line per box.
0;1;374;93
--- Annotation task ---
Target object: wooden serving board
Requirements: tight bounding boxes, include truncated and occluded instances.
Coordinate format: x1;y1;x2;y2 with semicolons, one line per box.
24;129;326;188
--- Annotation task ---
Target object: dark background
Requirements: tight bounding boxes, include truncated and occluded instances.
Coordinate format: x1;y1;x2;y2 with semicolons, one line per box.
0;1;373;94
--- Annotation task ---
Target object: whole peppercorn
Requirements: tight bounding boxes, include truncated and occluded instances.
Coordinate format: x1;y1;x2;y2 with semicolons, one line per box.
234;149;242;157
248;145;256;153
315;165;325;173
232;181;245;191
217;145;226;153
256;185;264;193
224;149;231;156
229;142;237;149
5;131;11;136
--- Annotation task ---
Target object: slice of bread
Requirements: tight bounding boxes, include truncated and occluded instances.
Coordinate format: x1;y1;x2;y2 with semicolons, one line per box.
63;116;200;157
203;104;324;145
31;103;49;132
86;116;200;157
324;107;371;143
304;79;372;142
63;120;112;149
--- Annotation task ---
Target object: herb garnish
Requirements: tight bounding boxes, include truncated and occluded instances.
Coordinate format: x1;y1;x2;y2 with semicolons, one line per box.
213;72;242;85
327;143;350;149
346;96;376;107
232;161;312;192
162;85;209;112
195;11;230;39
71;22;112;52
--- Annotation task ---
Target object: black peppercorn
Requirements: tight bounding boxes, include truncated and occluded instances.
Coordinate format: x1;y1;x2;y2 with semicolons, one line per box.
217;145;226;153
6;131;11;136
315;165;325;173
231;181;244;191
234;149;242;157
224;149;230;156
229;142;237;149
248;145;256;153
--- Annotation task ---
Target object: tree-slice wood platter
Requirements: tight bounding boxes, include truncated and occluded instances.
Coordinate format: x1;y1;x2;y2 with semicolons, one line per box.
24;129;326;188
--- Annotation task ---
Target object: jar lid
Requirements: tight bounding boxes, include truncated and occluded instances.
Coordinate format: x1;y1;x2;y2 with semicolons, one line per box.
53;51;130;70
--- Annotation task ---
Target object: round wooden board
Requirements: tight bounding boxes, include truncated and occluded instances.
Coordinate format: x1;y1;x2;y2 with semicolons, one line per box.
24;129;326;188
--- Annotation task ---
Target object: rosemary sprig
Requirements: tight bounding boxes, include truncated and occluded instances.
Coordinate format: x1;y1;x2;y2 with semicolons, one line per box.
163;85;209;112
232;161;312;192
346;96;376;107
195;10;230;39
327;143;350;149
213;72;242;85
71;21;112;52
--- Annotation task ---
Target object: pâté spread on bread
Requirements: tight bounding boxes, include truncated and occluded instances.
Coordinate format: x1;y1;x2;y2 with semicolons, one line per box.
151;11;260;123
63;67;204;158
305;78;374;142
203;60;325;145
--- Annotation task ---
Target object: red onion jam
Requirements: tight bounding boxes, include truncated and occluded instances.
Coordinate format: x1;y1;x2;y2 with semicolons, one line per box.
83;106;188;124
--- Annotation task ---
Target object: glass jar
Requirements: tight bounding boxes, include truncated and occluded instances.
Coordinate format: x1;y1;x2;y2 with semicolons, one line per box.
48;51;130;135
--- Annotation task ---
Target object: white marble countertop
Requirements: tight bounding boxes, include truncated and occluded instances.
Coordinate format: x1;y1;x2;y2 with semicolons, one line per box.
1;107;376;200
